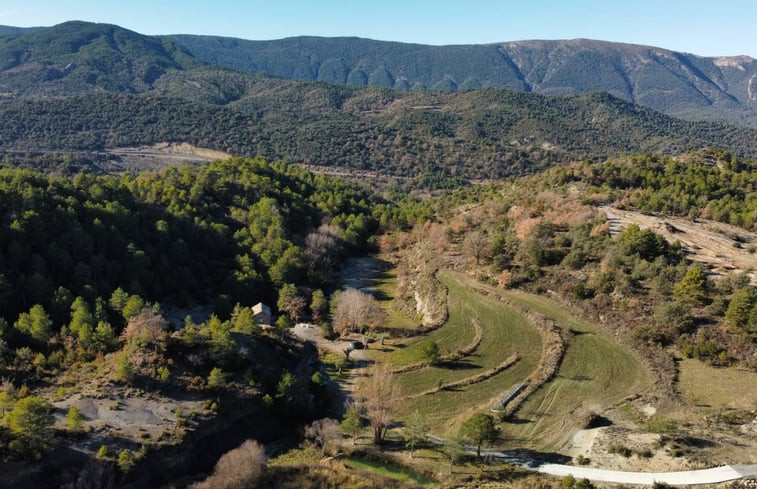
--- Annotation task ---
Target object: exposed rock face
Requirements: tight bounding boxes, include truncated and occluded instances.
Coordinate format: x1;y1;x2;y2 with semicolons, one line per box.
395;243;447;329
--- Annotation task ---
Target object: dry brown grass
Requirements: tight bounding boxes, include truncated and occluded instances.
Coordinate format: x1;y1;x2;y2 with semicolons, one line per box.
678;358;757;409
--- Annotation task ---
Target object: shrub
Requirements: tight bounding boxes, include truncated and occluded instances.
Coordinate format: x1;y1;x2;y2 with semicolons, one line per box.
207;367;226;390
117;449;136;473
95;445;109;460
193;439;266;489
66;406;85;432
608;443;632;457
114;354;134;384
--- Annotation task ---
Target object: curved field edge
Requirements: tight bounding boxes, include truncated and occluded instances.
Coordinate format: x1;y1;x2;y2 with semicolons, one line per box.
480;285;651;451
393;272;543;434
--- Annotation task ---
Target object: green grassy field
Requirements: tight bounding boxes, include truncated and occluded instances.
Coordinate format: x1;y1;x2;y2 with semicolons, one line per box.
491;288;651;451
361;263;651;450
395;272;541;393
344;458;433;485
382;272;542;434
678;358;757;409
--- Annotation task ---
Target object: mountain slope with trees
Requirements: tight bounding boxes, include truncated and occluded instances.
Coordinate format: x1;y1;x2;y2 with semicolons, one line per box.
0;21;199;96
171;34;757;126
1;21;756;180
1;82;756;179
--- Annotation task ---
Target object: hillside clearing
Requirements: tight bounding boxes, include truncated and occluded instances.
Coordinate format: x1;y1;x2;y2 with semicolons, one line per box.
678;358;757;409
601;206;757;283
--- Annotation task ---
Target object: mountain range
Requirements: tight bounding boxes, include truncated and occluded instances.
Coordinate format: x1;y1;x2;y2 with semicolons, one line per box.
0;21;755;179
2;21;756;126
164;35;757;127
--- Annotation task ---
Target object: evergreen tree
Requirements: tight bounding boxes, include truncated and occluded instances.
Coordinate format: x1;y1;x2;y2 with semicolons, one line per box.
14;305;53;343
673;267;709;306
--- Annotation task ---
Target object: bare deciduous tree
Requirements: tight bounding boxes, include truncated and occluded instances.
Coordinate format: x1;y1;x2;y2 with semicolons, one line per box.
304;418;341;453
119;309;168;346
331;288;384;336
355;364;400;445
304;224;343;284
463;230;491;265
193;439;266;489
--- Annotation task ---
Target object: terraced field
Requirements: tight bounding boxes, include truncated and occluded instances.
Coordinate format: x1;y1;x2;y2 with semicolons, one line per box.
678;358;757;409
361;262;650;449
494;289;651;451
385;272;543;434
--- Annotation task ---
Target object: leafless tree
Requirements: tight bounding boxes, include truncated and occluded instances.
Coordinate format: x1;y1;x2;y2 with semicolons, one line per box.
463;230;491;265
304;418;341;453
193;439;266;489
304;224;343;283
355;364;400;445
331;288;384;336
119;308;168;346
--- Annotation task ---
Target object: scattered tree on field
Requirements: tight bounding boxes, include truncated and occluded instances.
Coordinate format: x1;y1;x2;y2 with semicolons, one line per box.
340;403;362;445
355;364;400;445
403;409;428;458
459;412;498;457
440;437;463;474
420;340;441;365
331;288;384;336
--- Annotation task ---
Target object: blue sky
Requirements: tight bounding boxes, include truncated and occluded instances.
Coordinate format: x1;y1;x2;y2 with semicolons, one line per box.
1;0;755;57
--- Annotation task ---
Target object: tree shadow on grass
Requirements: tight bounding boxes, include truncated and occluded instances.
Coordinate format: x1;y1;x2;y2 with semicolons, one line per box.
436;360;481;370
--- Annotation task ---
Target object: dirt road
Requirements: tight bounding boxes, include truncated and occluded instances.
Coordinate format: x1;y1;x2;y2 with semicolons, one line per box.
534;462;752;485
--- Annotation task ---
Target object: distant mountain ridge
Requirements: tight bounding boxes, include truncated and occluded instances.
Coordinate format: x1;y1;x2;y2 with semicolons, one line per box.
171;34;757;126
0;21;755;180
2;22;756;126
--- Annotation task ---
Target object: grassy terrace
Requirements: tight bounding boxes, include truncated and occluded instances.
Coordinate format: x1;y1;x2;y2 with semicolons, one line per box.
490;288;651;451
374;271;542;435
363;262;650;449
344;458;432;485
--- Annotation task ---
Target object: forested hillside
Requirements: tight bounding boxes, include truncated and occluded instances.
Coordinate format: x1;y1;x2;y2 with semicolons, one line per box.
2;83;756;179
172;34;757;126
0;157;376;322
0;21;198;96
1;21;756;181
